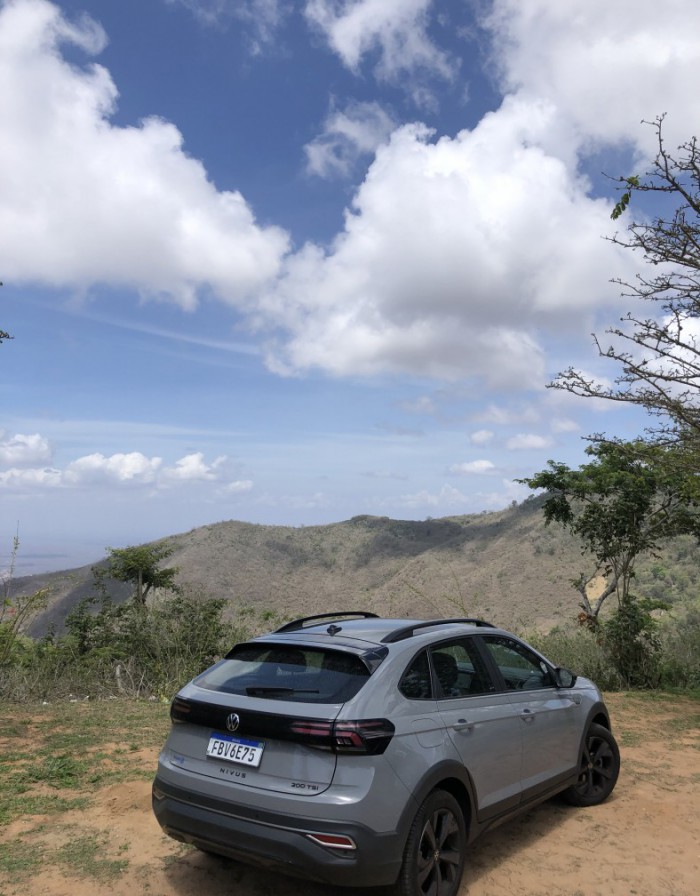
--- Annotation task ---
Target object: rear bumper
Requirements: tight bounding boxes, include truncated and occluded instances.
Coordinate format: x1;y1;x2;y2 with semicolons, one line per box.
152;774;404;887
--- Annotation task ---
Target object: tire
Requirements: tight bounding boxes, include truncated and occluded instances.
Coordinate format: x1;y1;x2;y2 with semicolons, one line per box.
397;789;467;896
563;723;620;807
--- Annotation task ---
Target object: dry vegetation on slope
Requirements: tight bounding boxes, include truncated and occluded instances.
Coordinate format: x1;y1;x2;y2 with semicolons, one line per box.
15;497;700;638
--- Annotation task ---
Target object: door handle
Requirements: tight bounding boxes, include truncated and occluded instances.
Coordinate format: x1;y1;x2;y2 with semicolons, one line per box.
520;708;535;723
453;719;474;732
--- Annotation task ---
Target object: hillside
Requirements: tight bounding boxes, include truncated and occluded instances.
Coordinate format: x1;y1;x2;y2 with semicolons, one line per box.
12;497;700;637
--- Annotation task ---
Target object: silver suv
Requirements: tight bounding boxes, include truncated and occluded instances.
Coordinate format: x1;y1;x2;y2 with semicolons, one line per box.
152;613;620;896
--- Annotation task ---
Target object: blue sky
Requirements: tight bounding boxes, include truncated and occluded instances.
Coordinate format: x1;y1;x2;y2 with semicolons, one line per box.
1;0;699;575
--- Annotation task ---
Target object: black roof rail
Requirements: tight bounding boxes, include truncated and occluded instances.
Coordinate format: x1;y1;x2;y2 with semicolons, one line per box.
381;618;495;643
275;611;380;633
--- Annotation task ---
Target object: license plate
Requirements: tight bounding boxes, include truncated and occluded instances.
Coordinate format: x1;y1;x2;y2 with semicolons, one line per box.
206;733;265;767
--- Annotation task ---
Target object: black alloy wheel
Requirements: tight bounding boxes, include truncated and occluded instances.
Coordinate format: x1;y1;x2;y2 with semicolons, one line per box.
398;789;466;896
564;722;620;807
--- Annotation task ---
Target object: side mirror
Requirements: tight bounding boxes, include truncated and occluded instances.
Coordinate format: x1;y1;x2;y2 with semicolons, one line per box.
554;667;577;689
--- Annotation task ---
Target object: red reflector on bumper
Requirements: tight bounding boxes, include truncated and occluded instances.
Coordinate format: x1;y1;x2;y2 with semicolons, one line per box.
306;832;357;850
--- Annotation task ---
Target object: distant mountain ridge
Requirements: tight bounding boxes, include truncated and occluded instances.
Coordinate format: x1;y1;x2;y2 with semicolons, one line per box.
12;498;699;638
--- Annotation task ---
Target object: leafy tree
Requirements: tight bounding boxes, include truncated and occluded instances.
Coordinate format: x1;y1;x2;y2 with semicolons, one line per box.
552;117;700;449
98;543;180;605
519;440;700;626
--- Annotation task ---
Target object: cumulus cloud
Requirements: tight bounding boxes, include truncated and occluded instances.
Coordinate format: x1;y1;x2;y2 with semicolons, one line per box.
64;452;163;485
3;0;699;395
0;0;289;308
255;1;699;386
449;460;496;475
161;452;227;482
261;107;628;386
469;430;494;445
304;0;455;94
484;0;700;157
0;432;51;466
305;100;396;179
0;437;246;493
0;467;62;488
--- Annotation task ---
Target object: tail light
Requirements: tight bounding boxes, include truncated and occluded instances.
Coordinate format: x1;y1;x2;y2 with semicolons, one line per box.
169;696;394;754
170;697;191;723
289;718;394;755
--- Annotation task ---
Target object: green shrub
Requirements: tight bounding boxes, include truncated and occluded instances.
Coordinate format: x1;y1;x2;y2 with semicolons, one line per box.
601;597;663;688
0;589;255;702
657;607;700;688
524;625;622;690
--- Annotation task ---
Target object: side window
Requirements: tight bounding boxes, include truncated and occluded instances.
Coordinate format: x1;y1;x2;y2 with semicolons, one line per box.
481;636;553;691
429;639;494;699
399;650;433;699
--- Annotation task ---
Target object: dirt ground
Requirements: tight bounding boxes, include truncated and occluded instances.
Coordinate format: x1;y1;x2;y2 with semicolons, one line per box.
1;692;699;896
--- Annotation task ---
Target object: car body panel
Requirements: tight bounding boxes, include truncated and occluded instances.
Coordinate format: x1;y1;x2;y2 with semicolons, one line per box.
437;692;523;818
153;614;617;891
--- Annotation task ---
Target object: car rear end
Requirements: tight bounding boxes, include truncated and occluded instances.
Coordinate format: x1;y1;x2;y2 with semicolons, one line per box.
152;633;413;887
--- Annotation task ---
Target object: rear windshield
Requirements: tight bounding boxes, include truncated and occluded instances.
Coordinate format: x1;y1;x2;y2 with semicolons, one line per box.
195;644;371;704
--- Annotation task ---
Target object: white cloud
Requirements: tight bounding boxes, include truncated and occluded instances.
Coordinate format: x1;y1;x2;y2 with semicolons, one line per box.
506;433;552;451
0;0;289;308
0;437;248;495
64;452;163;485
484;0;700;158
469;429;494;445
162;452;227;482
0;466;62;488
449;460;496;475
3;0;699;398
0;432;51;466
476;478;531;510
262;108;630;386
305;100;396;179
257;1;700;386
224;479;254;494
304;0;455;97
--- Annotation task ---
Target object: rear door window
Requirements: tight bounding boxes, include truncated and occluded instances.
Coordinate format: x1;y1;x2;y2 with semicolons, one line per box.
195;644;370;704
430;640;494;698
399;650;433;699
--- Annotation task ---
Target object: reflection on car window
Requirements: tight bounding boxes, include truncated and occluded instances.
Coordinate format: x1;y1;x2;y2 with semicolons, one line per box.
429;640;494;699
195;645;370;704
399;651;432;699
481;636;552;691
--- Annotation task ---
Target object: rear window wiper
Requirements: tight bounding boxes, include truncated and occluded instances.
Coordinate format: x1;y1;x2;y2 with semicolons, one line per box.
245;686;320;697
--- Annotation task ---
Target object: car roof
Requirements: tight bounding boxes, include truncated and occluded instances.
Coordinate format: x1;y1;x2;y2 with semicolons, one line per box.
260;613;500;649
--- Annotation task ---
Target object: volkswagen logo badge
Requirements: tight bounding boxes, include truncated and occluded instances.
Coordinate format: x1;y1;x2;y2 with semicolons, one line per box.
226;713;240;733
